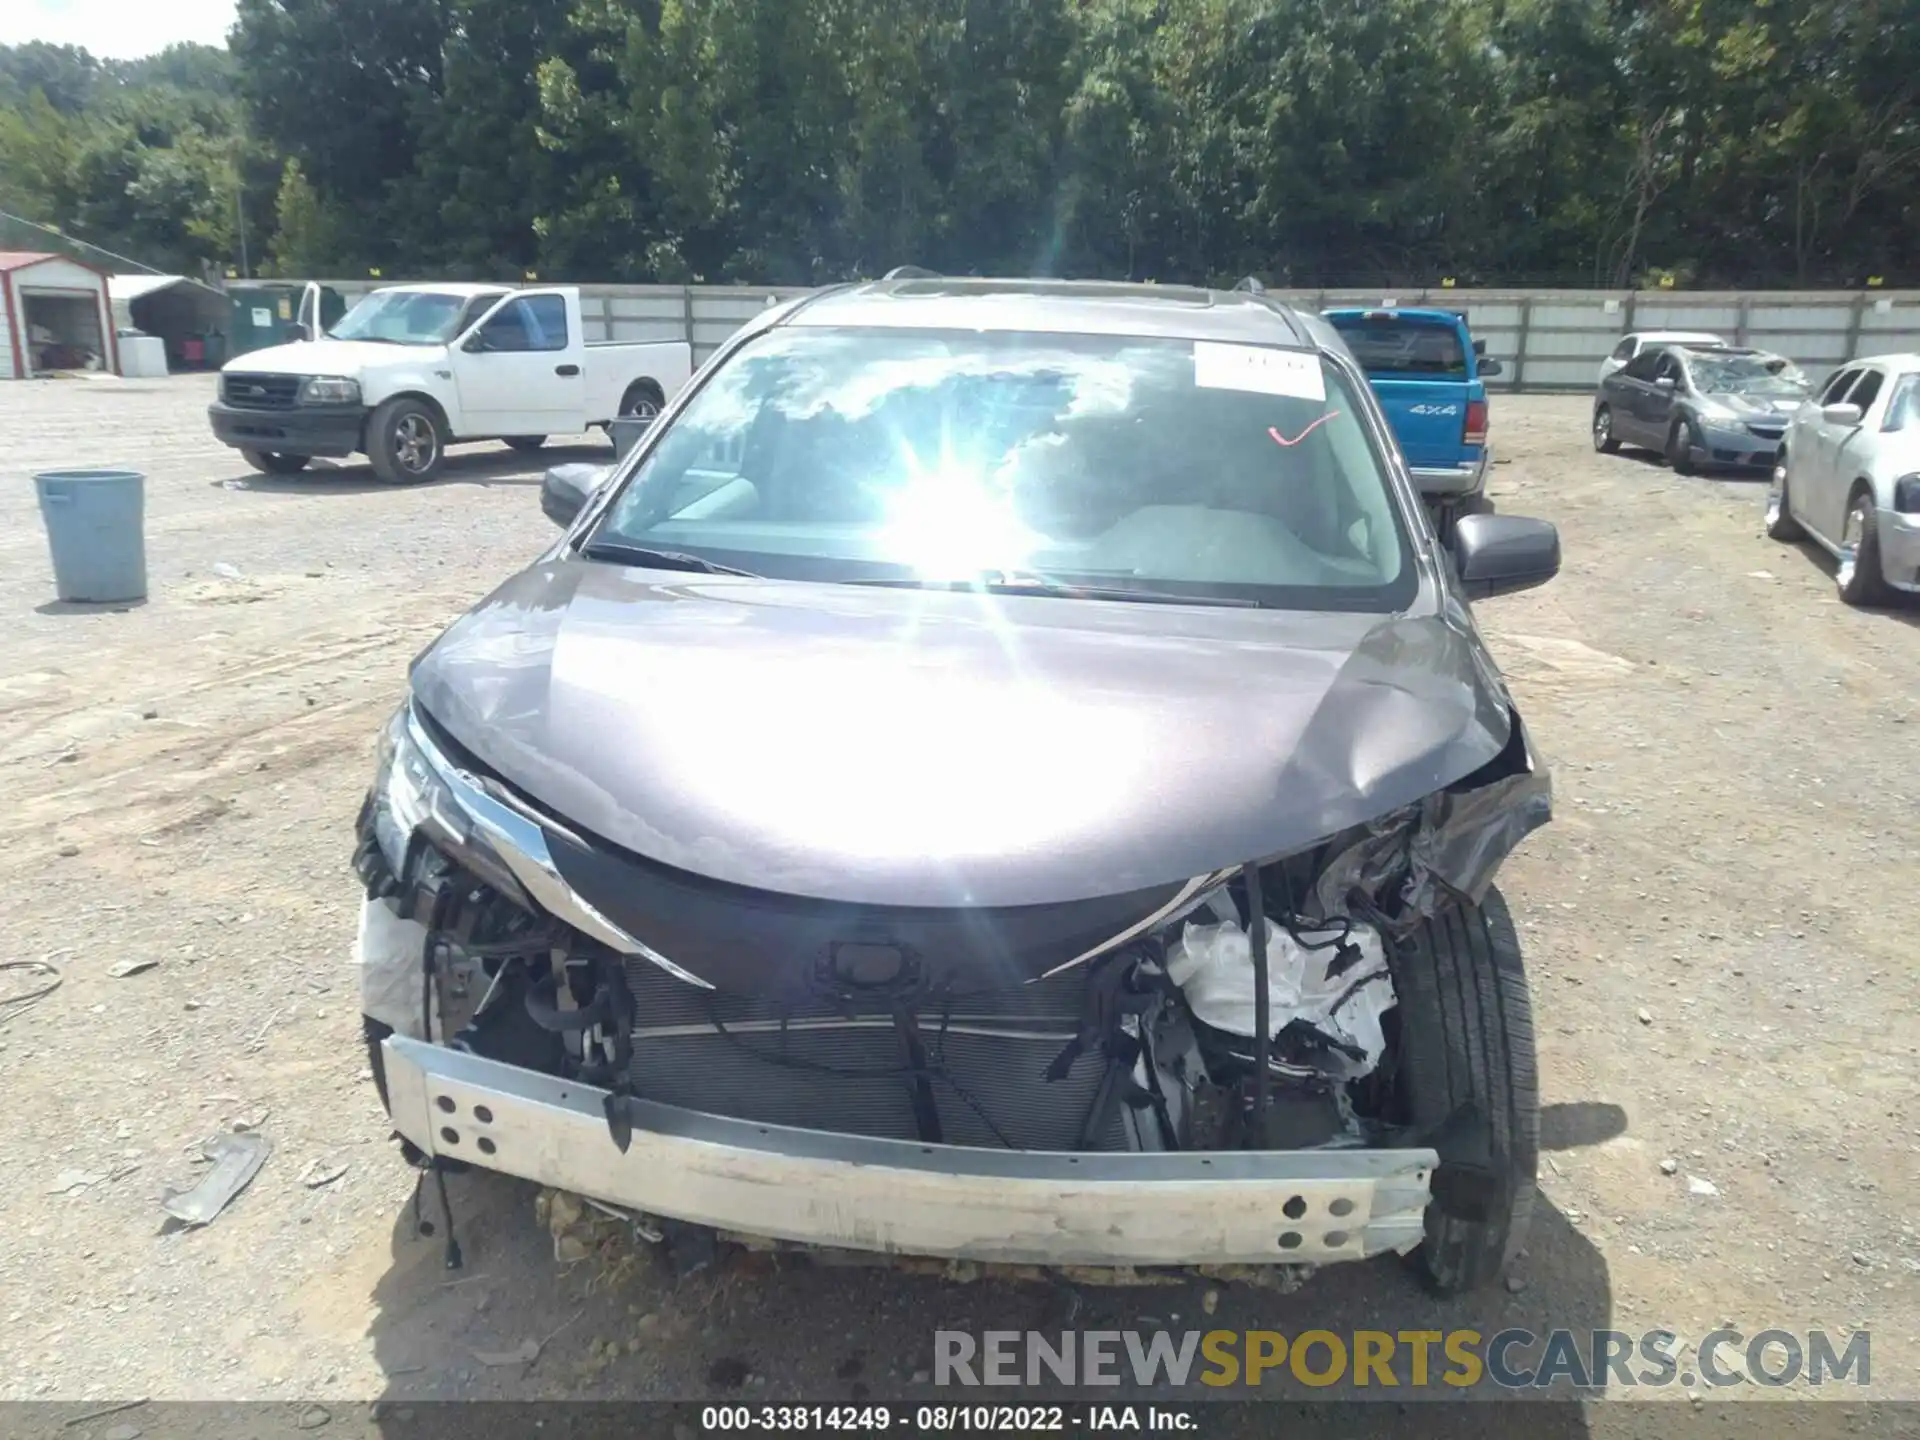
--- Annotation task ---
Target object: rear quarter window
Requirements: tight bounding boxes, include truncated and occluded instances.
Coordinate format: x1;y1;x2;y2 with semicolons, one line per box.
1329;317;1468;377
1883;374;1920;431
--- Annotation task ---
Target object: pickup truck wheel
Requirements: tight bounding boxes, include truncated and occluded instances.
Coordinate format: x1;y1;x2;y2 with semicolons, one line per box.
1427;493;1489;548
1386;885;1538;1294
619;381;665;421
1591;405;1620;454
368;398;446;484
241;448;310;475
504;435;547;453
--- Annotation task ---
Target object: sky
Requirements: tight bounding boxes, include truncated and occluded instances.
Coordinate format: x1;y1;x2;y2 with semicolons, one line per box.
2;0;238;60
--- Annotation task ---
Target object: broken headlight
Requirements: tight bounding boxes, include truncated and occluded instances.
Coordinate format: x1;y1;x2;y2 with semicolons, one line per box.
367;703;469;877
360;703;702;983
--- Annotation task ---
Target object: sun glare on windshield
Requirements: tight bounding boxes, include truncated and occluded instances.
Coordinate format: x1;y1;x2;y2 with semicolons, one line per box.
877;440;1047;577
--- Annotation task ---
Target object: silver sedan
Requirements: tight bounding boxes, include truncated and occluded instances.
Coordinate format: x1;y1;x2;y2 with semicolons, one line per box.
1768;354;1920;605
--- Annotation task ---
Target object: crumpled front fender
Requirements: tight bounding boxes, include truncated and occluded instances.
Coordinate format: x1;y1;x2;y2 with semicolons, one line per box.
1305;705;1551;930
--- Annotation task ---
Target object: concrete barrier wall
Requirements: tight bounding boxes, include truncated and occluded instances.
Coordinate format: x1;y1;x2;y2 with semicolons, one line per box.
309;279;1920;391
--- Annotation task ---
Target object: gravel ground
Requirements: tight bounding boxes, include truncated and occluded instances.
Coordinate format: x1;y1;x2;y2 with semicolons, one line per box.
1;375;1917;1432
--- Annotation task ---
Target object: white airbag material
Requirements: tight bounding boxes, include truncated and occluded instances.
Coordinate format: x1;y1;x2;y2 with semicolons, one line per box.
355;897;437;1038
1165;918;1395;1079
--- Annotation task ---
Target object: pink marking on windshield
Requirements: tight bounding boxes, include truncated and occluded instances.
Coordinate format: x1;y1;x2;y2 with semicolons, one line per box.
1267;412;1340;448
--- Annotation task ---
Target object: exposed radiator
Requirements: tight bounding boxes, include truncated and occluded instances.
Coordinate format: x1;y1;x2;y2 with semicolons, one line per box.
620;960;1128;1151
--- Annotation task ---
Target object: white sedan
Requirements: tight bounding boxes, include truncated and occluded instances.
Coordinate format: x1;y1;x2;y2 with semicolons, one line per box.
1597;330;1728;383
1767;353;1920;606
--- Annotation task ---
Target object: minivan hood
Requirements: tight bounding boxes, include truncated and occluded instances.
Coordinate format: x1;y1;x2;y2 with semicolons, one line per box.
408;561;1514;909
223;338;445;376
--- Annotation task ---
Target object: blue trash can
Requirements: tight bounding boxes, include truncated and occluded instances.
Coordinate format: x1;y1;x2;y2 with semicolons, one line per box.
608;415;654;461
34;469;147;604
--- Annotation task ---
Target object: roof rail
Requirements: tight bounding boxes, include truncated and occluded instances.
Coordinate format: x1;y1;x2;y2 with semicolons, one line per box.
882;265;940;280
1232;276;1267;294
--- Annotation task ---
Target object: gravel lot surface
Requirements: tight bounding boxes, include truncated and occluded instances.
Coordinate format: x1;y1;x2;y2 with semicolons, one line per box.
2;376;1916;1434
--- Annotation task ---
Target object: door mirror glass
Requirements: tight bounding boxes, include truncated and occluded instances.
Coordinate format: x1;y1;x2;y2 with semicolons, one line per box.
1452;513;1561;600
1821;402;1863;427
541;462;610;528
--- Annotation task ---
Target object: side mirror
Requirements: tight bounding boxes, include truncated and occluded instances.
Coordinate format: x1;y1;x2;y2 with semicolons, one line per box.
1655;375;1677;390
541;462;610;528
1821;402;1863;427
1453;513;1560;600
1478;357;1504;378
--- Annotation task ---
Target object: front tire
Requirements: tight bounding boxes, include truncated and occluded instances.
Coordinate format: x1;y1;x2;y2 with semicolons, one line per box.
241;448;310;475
1765;460;1805;541
1837;488;1893;607
504;435;547;453
1387;886;1538;1294
367;397;446;484
1665;418;1698;475
1591;405;1620;454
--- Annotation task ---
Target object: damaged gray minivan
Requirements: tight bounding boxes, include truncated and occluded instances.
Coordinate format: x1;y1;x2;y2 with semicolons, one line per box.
354;276;1559;1293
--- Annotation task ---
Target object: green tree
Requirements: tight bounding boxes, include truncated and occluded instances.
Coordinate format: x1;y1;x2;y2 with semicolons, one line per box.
10;0;1916;290
0;41;103;114
267;158;334;274
230;0;448;270
0;89;87;223
1055;0;1176;279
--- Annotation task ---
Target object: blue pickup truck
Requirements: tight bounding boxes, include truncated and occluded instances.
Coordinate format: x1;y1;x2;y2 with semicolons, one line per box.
1323;306;1501;533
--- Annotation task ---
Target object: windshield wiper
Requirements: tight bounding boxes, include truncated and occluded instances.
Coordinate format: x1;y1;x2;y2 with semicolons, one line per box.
841;576;1261;608
579;540;761;577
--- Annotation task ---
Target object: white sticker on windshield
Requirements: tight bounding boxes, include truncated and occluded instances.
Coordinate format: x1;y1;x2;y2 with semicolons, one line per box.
1193;342;1325;401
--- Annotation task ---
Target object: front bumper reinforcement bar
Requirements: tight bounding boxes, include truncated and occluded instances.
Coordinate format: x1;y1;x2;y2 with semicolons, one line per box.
384;1035;1438;1268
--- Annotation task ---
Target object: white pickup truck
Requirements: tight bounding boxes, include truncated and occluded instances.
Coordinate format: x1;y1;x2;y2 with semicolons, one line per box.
208;283;693;483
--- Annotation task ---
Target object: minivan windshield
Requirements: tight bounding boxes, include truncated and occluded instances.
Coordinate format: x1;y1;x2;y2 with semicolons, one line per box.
329;290;497;345
589;327;1416;611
